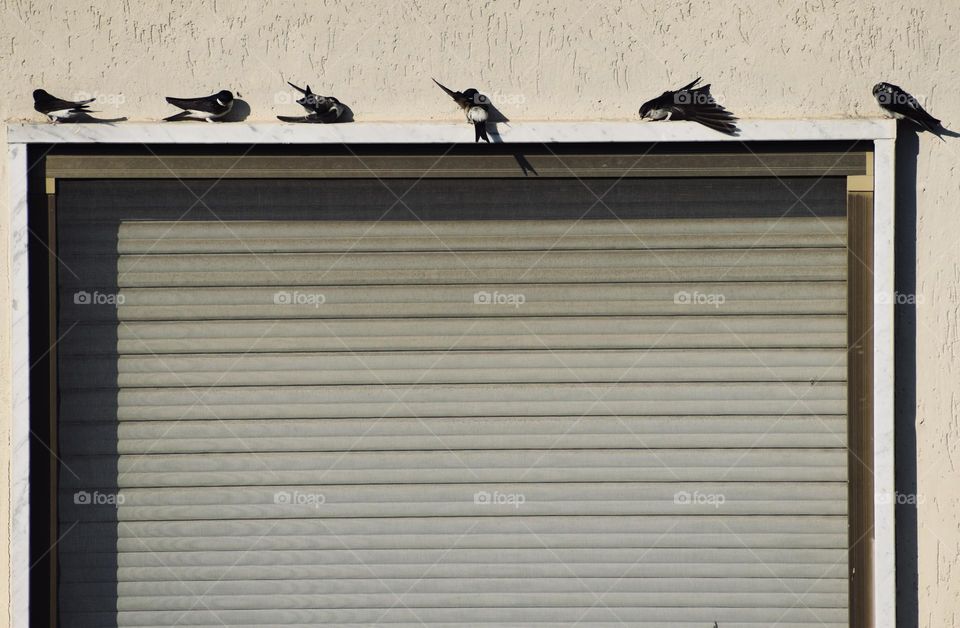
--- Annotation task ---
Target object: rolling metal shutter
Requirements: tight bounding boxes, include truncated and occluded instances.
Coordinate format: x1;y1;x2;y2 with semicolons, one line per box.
56;173;851;627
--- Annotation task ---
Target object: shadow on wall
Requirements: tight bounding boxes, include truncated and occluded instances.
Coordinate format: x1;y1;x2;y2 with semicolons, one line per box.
894;124;919;628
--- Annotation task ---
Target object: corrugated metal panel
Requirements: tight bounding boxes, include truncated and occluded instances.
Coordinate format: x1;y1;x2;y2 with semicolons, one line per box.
58;216;848;627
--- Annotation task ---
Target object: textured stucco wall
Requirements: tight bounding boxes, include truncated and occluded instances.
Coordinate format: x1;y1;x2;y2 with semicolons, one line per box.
2;1;959;626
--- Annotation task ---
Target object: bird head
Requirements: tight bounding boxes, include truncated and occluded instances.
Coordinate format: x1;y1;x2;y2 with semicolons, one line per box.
462;88;489;107
872;82;892;97
297;85;321;109
215;90;234;106
33;89;50;101
638;96;661;119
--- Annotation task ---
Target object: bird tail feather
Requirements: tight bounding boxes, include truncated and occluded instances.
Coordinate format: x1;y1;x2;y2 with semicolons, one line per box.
163;110;192;122
475;121;489;143
277;115;311;123
685;100;740;135
689;110;739;135
919;117;942;135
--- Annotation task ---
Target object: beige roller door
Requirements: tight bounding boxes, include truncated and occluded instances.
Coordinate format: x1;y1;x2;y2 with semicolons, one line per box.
58;214;849;627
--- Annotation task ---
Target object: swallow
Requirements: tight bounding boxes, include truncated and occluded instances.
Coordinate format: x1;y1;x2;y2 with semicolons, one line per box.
163;90;234;122
873;82;943;136
639;78;739;136
33;89;95;123
277;82;344;123
433;78;490;142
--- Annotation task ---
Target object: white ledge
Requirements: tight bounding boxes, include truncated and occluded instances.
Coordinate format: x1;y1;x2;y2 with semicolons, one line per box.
6;119;896;144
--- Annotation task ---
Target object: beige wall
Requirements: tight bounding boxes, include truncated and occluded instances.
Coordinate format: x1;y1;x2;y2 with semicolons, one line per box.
2;1;958;626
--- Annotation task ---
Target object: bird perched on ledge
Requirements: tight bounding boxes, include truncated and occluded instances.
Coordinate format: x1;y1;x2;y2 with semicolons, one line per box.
164;90;234;122
433;78;490;142
639;77;740;136
33;89;95;123
873;82;944;136
277;82;345;123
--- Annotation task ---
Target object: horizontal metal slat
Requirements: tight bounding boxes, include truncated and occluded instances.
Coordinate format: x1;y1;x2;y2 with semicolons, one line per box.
75;591;843;612
64;576;847;597
103;514;850;539
115;217;848;254
61;416;848;453
74;531;851;555
60;449;847;487
72;606;849;626
98;382;847;421
62;559;850;584
59;482;848;521
103;546;847;568
107;316;848;354
67;283;847;322
108;248;847;286
97;349;847;388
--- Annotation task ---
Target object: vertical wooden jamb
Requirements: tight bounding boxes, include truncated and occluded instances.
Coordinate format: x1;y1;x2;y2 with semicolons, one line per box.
47;185;59;627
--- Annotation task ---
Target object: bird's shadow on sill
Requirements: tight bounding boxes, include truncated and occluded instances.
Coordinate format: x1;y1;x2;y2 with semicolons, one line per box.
218;99;251;122
57;113;127;124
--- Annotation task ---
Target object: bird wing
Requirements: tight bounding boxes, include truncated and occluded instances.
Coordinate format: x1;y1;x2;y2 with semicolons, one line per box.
319;97;344;122
677;77;703;91
885;91;941;127
165;95;220;114
38;95;95;111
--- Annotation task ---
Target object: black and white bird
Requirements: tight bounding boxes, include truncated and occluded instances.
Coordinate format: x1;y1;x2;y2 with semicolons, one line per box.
277;82;344;123
433;79;490;142
873;82;943;135
163;90;234;122
33;89;95;122
639;78;739;136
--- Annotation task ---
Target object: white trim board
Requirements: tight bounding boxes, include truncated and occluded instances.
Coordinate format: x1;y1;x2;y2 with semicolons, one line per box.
872;138;897;626
7;119;895;144
7;143;31;628
6;120;898;628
